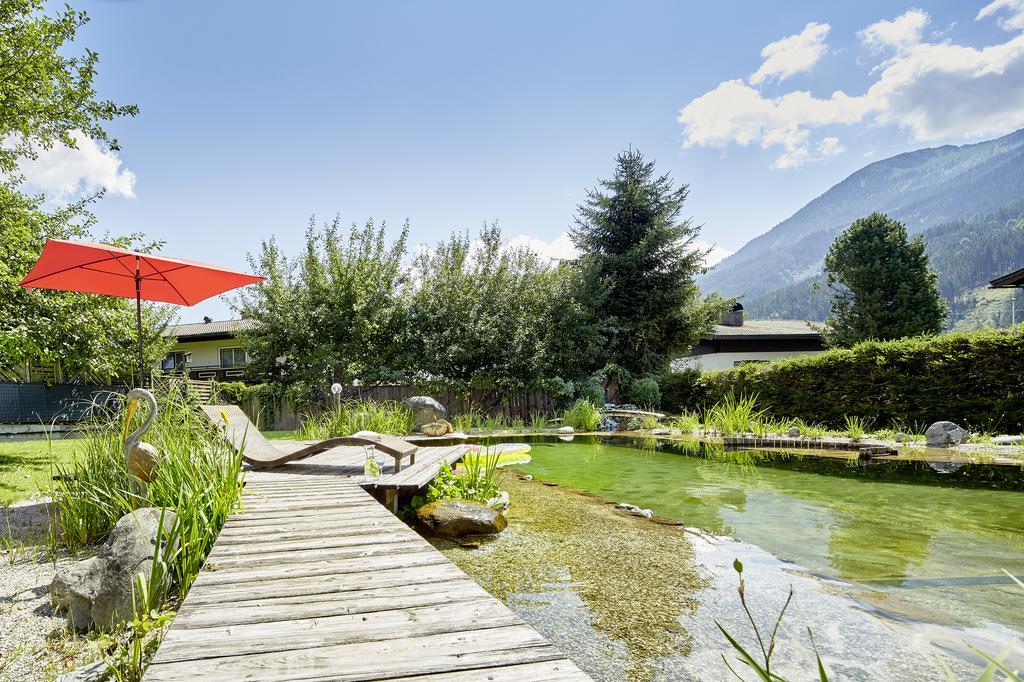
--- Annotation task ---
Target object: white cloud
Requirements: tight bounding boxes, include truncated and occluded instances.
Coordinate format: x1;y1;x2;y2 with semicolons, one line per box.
17;131;136;200
505;232;579;262
506;232;731;268
678;5;1024;169
977;0;1024;31
750;22;830;85
859;9;929;52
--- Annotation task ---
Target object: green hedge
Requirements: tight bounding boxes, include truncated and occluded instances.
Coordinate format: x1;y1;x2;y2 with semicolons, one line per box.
696;326;1024;431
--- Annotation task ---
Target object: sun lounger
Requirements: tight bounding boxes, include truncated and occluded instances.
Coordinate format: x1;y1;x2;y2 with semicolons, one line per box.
201;405;418;472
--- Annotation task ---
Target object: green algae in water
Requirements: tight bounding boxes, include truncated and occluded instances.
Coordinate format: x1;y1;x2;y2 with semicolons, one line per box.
429;474;708;682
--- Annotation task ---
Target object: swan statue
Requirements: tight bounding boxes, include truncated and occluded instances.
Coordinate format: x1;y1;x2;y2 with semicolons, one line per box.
123;388;160;491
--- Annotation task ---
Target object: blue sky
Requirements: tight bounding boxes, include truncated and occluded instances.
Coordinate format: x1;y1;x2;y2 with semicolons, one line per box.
22;0;1024;321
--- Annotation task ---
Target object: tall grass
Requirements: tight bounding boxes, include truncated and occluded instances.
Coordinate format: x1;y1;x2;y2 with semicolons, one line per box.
844;415;869;442
706;394;766;436
668;411;703;434
53;382;245;596
300;399;414;439
562;399;602;431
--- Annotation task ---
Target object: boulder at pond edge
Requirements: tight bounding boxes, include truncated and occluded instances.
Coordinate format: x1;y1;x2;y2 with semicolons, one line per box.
417;500;507;538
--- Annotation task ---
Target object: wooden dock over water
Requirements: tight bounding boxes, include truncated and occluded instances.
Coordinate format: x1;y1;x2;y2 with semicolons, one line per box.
145;442;590;681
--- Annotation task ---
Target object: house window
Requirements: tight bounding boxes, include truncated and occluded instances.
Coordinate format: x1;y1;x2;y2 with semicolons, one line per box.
161;351;188;372
219;347;248;367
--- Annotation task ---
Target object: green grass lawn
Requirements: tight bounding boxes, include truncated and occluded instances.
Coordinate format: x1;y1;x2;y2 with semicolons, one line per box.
0;438;80;506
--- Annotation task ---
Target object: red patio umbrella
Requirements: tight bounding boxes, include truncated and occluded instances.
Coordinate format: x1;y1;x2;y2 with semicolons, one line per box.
19;239;264;385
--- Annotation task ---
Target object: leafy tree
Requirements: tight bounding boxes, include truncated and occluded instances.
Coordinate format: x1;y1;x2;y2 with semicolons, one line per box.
0;0;138;175
0;1;166;382
570;148;724;377
823;213;947;346
408;223;555;390
237;217;411;397
0;187;172;381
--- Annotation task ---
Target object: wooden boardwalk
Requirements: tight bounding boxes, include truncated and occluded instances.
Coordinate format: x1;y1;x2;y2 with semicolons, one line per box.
145;443;590;681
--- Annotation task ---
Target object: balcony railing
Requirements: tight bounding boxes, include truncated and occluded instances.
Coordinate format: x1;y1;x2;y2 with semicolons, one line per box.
161;364;251;382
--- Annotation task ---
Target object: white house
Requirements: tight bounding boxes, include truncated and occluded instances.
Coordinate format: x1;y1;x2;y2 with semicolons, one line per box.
677;305;825;371
160;318;256;382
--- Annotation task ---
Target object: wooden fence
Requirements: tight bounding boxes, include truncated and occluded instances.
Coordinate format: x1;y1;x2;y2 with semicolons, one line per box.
235;385;558;432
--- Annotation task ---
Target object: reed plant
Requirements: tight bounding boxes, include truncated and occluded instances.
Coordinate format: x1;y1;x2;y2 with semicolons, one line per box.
426;446;502;504
52;382;245;596
668;411;703;434
561;399;602;432
795;419;828;439
300;399;414;439
453;405;483;432
843;415;869;442
528;413;550;432
706;394;766;436
633;413;662;430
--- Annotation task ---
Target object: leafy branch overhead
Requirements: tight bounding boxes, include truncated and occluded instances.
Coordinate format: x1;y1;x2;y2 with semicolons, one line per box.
0;0;138;175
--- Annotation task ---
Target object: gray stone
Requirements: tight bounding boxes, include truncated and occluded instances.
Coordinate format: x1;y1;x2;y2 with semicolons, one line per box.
487;491;511;512
787;426;801;438
57;659;109;682
616;503;640;512
51;556;100;631
631;508;655;519
556;426;574;434
416;500;507;538
84;508;176;631
651;428;670;435
521;475;533;481
992;434;1024;445
895;432;908;442
924;421;969;448
402;396;447;430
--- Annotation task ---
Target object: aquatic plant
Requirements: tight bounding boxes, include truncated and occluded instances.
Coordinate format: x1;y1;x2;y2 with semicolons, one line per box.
706;394;767;436
562;399;602;431
300;399;414;438
53;382;245;595
528;412;550;432
751;416;797;437
843;415;869;442
668;411;703;434
633;413;662;430
427;447;502;503
795;419;827;439
453;404;483;432
431;474;707;682
717;559;831;681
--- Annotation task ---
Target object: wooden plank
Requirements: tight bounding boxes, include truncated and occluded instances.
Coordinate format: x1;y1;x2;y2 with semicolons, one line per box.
205;530;419;558
183;561;466;606
146;625;565;681
154;600;520;662
387;660;592;681
204;539;430;570
171;579;486;629
194;547;444;586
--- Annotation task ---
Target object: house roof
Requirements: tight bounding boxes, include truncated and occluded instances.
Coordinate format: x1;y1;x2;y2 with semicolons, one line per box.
705;319;822;340
166;319;256;341
990;266;1024;288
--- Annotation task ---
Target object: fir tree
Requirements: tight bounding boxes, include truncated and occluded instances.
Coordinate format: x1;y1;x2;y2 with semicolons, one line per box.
570;149;722;378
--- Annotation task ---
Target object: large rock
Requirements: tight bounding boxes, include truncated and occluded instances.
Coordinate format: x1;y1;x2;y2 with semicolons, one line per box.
417;500;507;538
52;507;177;631
51;556;100;631
925;421;969;448
402;396;447;431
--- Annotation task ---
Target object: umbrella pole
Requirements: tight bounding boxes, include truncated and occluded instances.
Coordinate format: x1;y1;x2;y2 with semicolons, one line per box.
135;257;144;387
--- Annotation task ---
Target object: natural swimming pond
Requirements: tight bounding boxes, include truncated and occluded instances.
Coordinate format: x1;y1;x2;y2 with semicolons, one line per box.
429;436;1024;681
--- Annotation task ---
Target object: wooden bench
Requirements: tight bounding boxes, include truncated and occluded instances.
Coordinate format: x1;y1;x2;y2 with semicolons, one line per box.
362;444;469;512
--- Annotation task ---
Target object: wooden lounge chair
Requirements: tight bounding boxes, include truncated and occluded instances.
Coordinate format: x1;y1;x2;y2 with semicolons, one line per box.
201;405;418;473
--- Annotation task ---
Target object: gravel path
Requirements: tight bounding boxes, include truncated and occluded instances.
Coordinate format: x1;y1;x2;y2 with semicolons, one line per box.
1;500;98;682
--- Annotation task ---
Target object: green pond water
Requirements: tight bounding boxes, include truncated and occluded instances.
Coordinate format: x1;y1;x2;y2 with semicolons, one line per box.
430;436;1024;679
506;437;1024;630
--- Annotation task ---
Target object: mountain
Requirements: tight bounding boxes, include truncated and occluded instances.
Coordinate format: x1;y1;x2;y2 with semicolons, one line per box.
743;202;1024;328
699;128;1024;308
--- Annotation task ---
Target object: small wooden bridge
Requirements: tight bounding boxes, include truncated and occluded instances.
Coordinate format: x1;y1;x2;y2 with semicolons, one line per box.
144;442;589;681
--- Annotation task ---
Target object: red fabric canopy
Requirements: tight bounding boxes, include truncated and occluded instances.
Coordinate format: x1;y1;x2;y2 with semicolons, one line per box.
19;239;264;305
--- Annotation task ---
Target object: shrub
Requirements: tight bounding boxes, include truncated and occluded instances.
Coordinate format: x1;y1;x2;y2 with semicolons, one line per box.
577;382;606;407
703;326;1024;431
661;368;712;413
628;376;662;409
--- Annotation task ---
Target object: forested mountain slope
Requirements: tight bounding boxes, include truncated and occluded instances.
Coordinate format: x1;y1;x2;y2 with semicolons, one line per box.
699;128;1024;303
